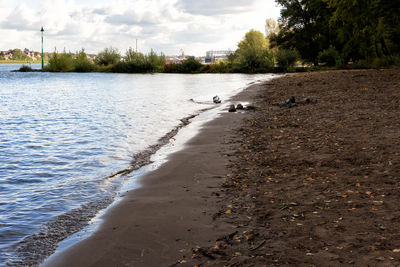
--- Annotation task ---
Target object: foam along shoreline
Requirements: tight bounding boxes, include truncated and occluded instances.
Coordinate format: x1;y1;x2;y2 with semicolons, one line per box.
39;100;230;264
5;111;207;267
40;79;271;267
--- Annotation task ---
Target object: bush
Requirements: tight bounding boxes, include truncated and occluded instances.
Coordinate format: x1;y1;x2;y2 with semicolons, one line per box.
202;62;230;73
353;59;371;69
235;50;274;73
116;49;150;72
318;46;340;67
386;55;400;67
19;65;33;72
167;58;203;73
148;50;166;72
181;57;203;73
374;55;400;68
95;47;121;66
73;50;95;72
46;50;74;72
275;48;300;71
110;49;166;73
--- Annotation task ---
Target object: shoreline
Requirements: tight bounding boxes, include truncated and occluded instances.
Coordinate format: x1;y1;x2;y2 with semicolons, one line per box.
1;71;273;266
8;111;211;266
41;80;267;266
43;69;400;266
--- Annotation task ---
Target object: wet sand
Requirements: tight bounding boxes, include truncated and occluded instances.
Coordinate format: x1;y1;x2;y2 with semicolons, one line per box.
42;83;264;266
44;69;400;266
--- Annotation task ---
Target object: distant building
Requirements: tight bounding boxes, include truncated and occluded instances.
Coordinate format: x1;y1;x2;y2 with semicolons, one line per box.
205;50;233;63
0;49;42;60
86;54;97;60
165;49;195;64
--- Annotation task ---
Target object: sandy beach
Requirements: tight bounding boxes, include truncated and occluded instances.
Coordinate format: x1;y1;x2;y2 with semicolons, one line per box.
44;69;400;266
42;81;265;266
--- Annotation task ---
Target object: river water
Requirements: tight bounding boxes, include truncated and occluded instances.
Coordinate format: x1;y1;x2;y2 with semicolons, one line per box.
0;64;273;265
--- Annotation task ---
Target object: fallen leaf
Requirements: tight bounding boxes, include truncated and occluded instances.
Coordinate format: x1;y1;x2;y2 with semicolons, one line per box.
225;209;231;214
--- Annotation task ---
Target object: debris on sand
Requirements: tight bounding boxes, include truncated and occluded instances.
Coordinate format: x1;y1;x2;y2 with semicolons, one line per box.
213;96;221;104
278;95;317;108
179;69;400;267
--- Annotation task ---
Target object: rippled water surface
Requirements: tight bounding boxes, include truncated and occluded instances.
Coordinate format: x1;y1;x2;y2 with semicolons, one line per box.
0;64;271;264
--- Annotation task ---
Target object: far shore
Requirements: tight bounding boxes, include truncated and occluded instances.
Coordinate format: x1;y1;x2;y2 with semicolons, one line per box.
0;61;44;64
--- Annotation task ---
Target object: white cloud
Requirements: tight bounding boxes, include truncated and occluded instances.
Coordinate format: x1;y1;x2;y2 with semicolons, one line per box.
0;0;281;56
0;4;40;31
176;0;259;15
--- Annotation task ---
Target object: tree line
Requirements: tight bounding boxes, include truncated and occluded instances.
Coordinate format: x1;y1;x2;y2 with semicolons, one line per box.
271;0;400;67
20;0;399;73
28;31;297;74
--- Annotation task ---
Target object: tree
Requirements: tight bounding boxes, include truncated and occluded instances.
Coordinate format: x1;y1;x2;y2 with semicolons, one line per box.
12;49;26;60
96;47;121;66
235;30;273;72
326;0;400;61
46;49;74;72
73;49;95;72
148;49;166;72
274;0;333;65
265;18;280;39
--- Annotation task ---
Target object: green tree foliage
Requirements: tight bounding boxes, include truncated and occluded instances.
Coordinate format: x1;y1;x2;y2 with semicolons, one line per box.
234;30;274;72
201;61;230;73
274;0;400;66
148;50;166;72
318;45;341;66
73;49;96;72
124;48;151;72
45;49;74;72
326;0;400;61
165;58;203;73
19;65;33;72
275;48;300;71
95;47;121;66
111;48;166;73
12;49;27;60
274;0;333;65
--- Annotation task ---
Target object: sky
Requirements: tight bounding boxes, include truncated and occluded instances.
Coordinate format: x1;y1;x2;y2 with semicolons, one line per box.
0;0;281;56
